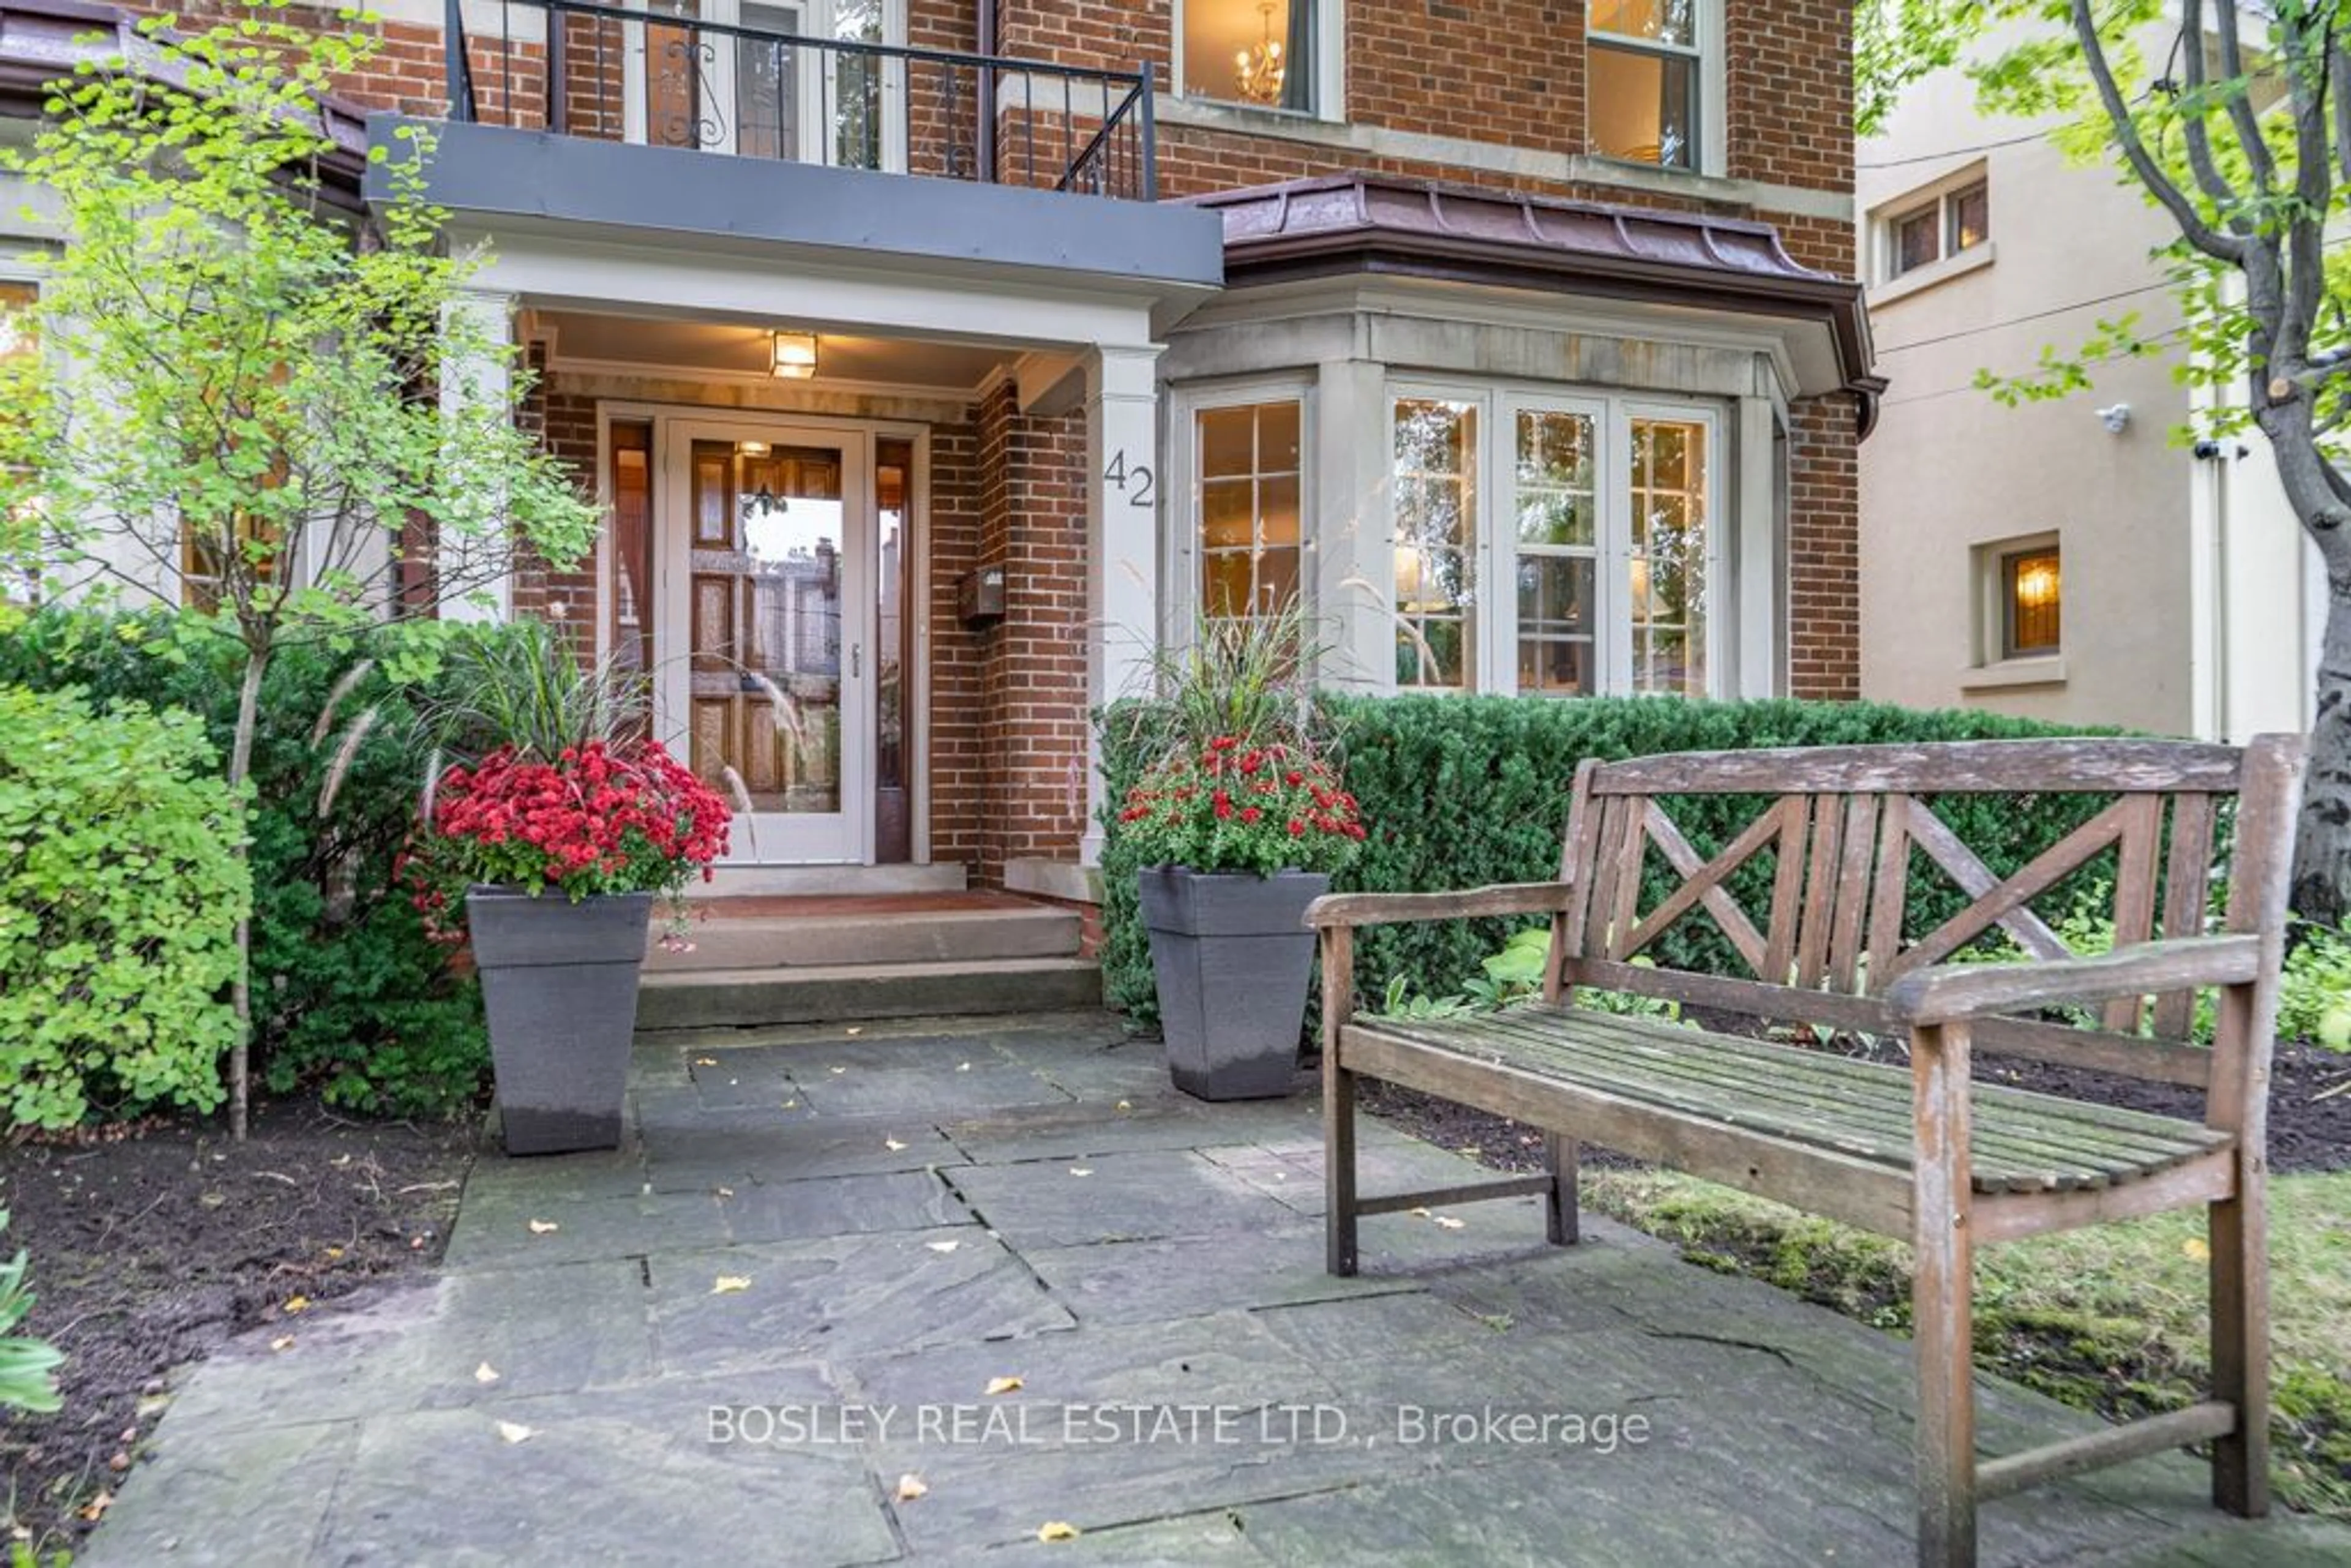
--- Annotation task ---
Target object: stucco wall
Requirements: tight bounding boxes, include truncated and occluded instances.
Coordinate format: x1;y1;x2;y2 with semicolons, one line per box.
1857;32;2197;737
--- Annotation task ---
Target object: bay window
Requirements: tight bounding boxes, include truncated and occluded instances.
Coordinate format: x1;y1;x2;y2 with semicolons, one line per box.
1387;387;1720;697
1192;394;1305;620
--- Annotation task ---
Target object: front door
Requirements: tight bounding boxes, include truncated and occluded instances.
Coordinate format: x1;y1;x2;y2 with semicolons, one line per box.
659;421;872;863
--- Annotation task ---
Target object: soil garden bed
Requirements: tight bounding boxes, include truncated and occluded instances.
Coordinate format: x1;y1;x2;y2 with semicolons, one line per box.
0;1105;475;1553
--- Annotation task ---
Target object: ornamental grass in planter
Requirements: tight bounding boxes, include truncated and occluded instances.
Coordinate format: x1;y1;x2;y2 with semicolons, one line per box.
1113;606;1365;1099
403;626;731;1153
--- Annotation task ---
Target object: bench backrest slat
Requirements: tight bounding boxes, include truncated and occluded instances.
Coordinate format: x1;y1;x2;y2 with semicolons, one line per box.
1546;735;2307;1125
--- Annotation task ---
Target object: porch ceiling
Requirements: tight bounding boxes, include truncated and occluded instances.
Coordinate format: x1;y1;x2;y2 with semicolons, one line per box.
534;310;1012;394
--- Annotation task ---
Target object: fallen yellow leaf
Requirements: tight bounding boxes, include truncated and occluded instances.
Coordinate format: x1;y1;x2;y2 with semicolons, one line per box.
831;1066;848;1075
495;1420;534;1445
713;1186;735;1199
712;1275;752;1295
323;1245;345;1260
846;1027;864;1037
926;1240;961;1254
958;1062;972;1072
474;1362;501;1385
1408;1207;1431;1219
77;1492;112;1523
885;1138;909;1152
984;1375;1024;1396
1037;1521;1081;1543
269;1335;296;1352
1431;1215;1466;1231
527;1220;560;1236
2184;1237;2211;1261
781;1099;798;1109
1114;1100;1131;1112
282;1295;311;1315
694;1057;719;1066
894;1472;928;1502
1068;1167;1093;1178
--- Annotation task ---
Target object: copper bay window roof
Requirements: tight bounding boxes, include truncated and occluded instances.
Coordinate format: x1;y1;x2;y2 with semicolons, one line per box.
1192;174;1884;436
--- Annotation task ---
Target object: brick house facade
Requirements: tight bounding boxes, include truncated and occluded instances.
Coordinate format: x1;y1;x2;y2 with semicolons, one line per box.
0;0;1877;895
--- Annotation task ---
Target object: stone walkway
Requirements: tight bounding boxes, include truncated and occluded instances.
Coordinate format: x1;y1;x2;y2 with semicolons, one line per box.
88;1012;2350;1566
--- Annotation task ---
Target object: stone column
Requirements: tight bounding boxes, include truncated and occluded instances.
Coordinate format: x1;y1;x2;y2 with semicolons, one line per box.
1314;357;1393;691
437;285;518;623
1081;342;1163;865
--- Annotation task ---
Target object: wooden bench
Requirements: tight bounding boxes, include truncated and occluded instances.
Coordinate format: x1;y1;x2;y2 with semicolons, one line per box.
1308;736;2306;1567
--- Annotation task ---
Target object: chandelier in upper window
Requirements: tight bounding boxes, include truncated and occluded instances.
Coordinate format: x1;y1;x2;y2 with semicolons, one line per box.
1233;1;1287;106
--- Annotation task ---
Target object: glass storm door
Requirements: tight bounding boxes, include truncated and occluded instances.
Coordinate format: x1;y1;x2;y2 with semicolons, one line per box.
661;424;872;863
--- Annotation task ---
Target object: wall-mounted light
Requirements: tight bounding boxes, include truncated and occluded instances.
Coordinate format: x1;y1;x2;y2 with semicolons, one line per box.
772;331;819;380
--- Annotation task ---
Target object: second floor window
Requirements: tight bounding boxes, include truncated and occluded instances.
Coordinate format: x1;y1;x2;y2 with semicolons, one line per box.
1588;1;1704;170
1883;178;1990;281
1182;1;1319;114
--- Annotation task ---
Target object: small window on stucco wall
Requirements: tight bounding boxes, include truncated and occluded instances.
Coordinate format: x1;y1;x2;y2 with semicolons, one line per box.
1974;532;2061;665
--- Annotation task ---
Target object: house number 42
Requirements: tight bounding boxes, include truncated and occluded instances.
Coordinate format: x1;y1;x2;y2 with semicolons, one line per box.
1104;450;1155;506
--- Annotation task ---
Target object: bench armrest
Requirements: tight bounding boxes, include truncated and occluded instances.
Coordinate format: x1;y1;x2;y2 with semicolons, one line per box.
1304;880;1574;931
1882;934;2265;1027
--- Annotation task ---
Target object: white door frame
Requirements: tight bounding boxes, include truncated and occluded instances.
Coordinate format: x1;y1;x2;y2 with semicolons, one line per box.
619;0;909;170
658;413;874;865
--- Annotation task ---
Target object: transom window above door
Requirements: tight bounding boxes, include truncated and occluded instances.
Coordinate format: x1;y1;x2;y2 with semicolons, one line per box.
1390;389;1719;698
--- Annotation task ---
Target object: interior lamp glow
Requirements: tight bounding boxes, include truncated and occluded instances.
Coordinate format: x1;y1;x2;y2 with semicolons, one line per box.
771;331;819;380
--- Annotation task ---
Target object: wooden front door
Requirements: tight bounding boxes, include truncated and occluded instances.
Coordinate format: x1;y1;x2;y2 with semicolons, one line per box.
661;424;872;863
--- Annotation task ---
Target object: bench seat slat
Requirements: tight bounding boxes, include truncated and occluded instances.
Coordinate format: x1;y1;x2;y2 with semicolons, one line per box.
1471;1015;2194;1190
1346;1008;2230;1198
1530;1010;2218;1164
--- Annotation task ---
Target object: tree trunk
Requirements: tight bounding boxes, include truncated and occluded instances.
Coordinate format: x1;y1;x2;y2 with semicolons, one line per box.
227;647;268;1142
2292;571;2351;927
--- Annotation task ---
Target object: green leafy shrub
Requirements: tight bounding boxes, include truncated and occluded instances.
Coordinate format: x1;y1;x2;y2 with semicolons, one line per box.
0;686;248;1127
0;1213;62;1416
2280;923;2351;1051
0;606;519;1118
1100;694;2112;1029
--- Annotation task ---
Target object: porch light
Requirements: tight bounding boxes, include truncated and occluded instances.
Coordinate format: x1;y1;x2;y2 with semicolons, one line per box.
771;331;819;380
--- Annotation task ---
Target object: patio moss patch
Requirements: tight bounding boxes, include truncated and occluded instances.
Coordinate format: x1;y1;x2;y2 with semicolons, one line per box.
1581;1166;2351;1521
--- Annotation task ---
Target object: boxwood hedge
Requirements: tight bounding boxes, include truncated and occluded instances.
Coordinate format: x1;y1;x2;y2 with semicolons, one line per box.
1098;695;2117;1030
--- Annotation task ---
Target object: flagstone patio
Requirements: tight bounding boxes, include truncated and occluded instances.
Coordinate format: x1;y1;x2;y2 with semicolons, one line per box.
83;1012;2351;1566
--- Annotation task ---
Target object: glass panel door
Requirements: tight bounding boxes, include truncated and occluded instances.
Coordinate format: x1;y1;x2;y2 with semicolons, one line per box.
662;426;871;863
1505;403;1603;697
1627;415;1709;696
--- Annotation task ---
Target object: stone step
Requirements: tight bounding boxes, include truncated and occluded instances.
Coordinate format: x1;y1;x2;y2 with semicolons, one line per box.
648;902;1080;973
699;862;968;898
636;958;1103;1032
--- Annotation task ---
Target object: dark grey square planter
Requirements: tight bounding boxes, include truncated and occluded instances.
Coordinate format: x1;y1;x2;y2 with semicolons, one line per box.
465;887;654;1156
1137;866;1327;1101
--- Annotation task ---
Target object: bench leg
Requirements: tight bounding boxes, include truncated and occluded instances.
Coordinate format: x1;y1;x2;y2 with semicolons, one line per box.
2210;1148;2271;1516
1545;1133;1579;1246
1912;1022;1976;1568
1322;926;1359;1278
1324;1059;1358;1277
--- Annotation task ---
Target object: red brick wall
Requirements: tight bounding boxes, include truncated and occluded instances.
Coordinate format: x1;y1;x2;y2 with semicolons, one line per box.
1786;394;1861;702
973;380;1093;882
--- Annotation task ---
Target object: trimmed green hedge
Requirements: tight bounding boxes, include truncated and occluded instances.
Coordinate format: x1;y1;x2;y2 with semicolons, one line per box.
1098;695;2117;1029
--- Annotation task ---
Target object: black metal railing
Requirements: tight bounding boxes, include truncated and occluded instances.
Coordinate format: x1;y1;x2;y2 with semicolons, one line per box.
442;0;1155;201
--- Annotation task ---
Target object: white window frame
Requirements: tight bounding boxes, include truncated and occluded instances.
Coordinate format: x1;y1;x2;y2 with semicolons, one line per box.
1168;377;1318;630
1384;380;1728;698
1585;0;1727;178
1170;0;1346;123
1873;164;1991;285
